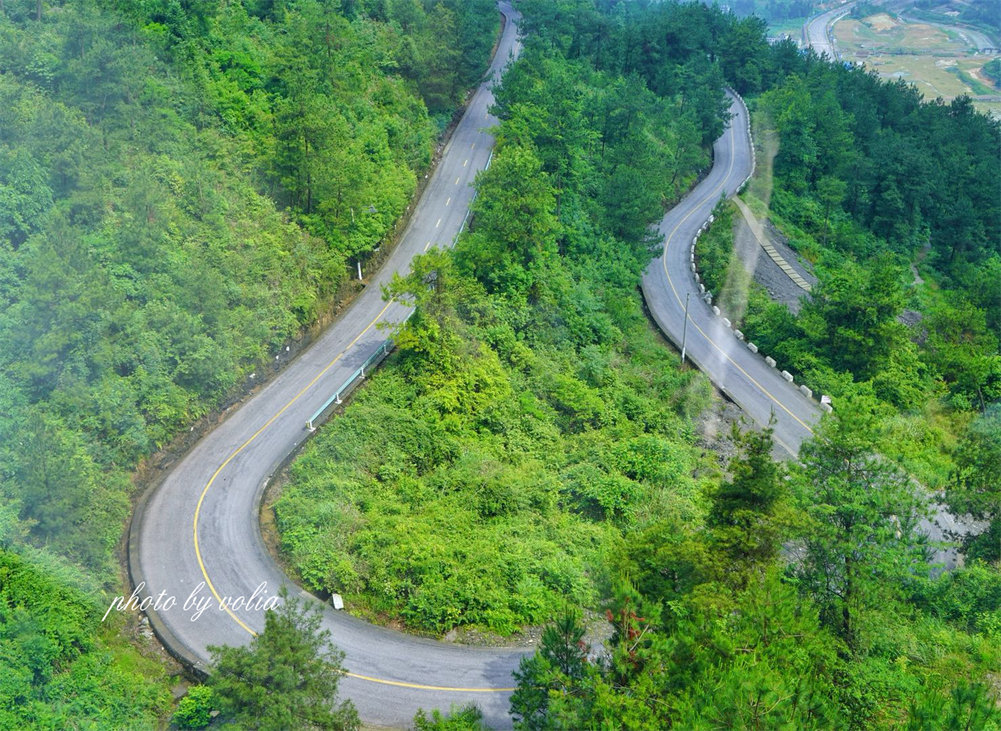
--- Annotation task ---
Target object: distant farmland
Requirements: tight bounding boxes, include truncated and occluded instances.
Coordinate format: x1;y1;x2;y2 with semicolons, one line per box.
833;11;1001;118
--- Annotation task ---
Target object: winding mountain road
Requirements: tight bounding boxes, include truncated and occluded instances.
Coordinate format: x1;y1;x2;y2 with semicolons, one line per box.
131;4;526;727
640;92;963;564
641;94;821;457
130;7;962;728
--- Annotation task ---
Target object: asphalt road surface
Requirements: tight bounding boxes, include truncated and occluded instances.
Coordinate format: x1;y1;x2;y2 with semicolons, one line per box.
803;1;857;59
132;4;527;727
641;93;822;457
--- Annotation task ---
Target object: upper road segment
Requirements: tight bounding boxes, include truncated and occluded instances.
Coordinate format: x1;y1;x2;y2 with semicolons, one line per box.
803;2;857;59
640;94;962;563
641;94;822;457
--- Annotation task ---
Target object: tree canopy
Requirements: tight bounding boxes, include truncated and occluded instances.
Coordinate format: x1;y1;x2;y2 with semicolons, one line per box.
208;589;359;730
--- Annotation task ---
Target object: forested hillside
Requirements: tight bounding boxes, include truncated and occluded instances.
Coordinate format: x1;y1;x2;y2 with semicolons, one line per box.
275;0;782;637
275;12;726;634
694;14;1000;557
516;3;1001;729
276;0;1001;728
0;549;172;727
913;0;1001;38
3;0;998;727
749;74;1000;404
0;0;496;724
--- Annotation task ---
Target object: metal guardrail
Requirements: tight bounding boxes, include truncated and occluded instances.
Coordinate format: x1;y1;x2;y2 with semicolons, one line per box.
305;338;395;431
304;145;493;433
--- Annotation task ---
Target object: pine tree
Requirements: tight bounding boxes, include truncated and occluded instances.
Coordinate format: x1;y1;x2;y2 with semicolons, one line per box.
707;420;789;575
208;588;358;730
510;608;591;730
793;392;928;654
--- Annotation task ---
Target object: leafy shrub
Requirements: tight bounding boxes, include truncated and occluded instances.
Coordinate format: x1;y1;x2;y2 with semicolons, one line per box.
172;685;217;729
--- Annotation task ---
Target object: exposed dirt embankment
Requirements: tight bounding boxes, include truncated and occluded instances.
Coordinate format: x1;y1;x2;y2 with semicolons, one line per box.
732;208;817;314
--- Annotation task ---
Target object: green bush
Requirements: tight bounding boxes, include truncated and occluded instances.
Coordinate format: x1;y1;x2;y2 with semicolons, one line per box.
275;31;724;635
0;550;171;728
172;685;217;729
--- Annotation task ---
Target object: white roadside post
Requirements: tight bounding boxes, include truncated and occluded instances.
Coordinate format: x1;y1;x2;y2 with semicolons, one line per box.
681;291;691;365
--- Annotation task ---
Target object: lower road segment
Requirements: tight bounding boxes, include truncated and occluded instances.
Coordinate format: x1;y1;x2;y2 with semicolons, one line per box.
132;4;526;727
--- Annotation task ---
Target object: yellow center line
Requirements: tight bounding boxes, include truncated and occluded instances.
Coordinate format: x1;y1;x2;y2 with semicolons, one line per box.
344;671;515;693
189;12;519;696
446;197;451;207
463;159;468;167
193;300;395;635
455;176;460;185
191;195;513;693
193;299;516;693
659;112;814;442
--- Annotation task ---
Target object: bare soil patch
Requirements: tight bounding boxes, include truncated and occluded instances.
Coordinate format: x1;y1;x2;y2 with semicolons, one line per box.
733;214;816;314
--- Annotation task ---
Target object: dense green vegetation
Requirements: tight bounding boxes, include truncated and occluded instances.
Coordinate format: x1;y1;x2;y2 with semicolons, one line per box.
511;405;1001;726
947;405;1001;563
276;34;720;631
2;0;997;725
0;549;171;727
413;704;487;730
733;0;815;24
755;69;1000;279
0;0;497;724
277;0;798;635
850;2;887;20
171;590;360;729
276;303;712;633
280;0;1001;725
694;32;1000;553
205;588;358;730
0;0;495;579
